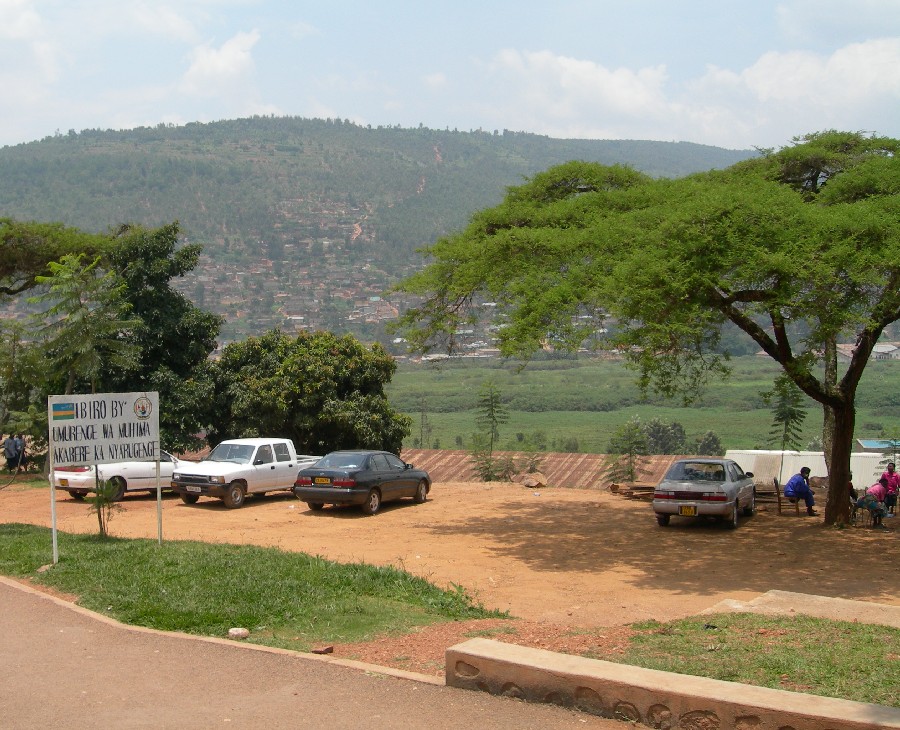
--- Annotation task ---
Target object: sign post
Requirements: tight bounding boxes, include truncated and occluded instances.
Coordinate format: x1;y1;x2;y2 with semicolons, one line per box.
47;392;160;562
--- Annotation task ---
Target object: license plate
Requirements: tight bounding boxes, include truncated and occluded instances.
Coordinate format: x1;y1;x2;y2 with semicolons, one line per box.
186;485;202;493
314;477;331;485
678;505;698;516
59;478;69;487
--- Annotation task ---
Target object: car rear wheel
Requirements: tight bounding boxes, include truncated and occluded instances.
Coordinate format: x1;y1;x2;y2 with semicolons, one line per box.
108;476;127;502
743;488;756;516
727;502;739;529
307;502;324;511
68;490;87;501
656;514;670;527
413;480;428;503
361;489;381;515
222;481;246;509
180;493;200;505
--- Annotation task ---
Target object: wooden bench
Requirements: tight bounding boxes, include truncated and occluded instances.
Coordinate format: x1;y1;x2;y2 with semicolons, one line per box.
773;478;801;516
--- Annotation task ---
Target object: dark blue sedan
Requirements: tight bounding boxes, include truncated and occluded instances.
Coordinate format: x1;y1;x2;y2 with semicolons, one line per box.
293;450;431;515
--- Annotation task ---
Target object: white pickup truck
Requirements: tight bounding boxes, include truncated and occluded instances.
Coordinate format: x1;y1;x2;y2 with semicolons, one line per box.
170;438;320;509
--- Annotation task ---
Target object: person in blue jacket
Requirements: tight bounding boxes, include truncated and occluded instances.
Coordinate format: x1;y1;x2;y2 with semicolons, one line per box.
784;466;817;516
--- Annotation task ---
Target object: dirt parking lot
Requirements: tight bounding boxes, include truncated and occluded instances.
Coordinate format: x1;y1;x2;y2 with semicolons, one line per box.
2;478;897;676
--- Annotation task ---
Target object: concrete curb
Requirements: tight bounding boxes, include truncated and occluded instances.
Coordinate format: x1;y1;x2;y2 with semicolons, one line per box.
446;637;900;729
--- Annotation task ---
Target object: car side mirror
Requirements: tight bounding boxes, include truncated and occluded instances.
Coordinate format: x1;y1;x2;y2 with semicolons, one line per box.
745;471;754;478
405;463;412;470
254;458;264;465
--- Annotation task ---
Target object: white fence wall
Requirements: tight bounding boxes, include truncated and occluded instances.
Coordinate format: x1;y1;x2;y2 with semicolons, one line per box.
724;449;887;487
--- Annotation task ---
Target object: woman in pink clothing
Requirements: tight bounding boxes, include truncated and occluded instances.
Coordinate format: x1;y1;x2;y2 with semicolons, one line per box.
880;462;899;514
857;477;889;527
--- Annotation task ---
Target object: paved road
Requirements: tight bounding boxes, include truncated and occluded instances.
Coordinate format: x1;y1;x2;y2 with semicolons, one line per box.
0;578;620;729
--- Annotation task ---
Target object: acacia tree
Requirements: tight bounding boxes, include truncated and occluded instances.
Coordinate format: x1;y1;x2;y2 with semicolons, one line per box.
394;131;900;525
0;218;110;296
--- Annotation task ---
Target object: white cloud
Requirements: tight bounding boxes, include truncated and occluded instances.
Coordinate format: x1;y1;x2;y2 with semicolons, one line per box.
180;29;260;96
288;20;319;39
743;39;900;101
776;0;900;45
130;3;199;43
423;72;446;89
0;0;42;39
691;38;900;145
472;37;900;149
489;49;669;122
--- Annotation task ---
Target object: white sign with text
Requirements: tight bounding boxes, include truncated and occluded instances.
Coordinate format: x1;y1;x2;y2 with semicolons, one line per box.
47;392;160;466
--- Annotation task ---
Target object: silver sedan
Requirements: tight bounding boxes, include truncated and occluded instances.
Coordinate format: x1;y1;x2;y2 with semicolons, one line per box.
652;458;755;529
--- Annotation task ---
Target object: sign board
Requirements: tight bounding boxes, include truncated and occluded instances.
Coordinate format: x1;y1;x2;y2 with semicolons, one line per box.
47;392;160;466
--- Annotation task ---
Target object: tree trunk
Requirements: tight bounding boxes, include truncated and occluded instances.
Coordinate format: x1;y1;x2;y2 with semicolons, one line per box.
823;403;854;526
821;336;837;467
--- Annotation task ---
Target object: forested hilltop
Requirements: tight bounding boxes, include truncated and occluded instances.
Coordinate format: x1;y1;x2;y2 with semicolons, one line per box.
0;117;754;341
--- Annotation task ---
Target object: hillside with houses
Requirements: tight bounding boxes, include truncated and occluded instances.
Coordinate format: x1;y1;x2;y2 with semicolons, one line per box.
0;117;754;346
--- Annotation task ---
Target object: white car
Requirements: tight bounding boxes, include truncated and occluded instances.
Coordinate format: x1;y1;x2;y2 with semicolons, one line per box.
54;451;180;501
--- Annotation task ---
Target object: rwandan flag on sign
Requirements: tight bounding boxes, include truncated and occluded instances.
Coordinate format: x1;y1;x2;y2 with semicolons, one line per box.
52;403;75;420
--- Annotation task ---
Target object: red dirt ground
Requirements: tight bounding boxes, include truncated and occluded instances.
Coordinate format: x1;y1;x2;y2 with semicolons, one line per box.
2;476;896;676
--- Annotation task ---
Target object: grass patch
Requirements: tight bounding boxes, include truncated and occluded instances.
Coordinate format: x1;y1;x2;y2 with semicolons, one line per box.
606;614;899;707
0;523;504;651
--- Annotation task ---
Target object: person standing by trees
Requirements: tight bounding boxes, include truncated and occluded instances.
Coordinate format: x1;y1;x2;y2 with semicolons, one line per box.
3;434;20;471
13;434;26;470
784;467;817;516
880;462;899;515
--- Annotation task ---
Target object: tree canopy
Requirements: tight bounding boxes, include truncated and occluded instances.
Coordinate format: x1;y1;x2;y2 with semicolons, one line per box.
1;220;220;455
395;131;900;524
207;330;411;454
29;254;141;395
0;218;111;297
99;223;223;452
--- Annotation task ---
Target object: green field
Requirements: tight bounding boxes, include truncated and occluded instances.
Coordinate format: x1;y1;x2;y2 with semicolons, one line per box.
388;355;900;453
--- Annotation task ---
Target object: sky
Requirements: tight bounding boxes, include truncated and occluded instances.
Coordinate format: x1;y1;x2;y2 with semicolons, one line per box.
1;0;899;150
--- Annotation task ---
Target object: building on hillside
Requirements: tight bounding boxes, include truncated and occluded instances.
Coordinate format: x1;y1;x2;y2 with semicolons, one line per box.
835;342;900;362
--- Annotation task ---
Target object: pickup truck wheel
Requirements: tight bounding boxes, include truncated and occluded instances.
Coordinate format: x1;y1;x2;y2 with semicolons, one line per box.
222;481;246;509
180;493;200;505
361;489;381;515
413;480;428;503
108;476;127;502
307;502;324;511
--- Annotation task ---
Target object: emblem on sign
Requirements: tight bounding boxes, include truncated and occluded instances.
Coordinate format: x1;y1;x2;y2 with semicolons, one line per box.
134;396;153;420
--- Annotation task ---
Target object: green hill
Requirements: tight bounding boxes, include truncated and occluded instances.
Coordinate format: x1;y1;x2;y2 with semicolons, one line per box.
0;117;755;339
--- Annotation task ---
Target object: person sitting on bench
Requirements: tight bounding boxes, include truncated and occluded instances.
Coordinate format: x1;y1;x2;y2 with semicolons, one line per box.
784;466;818;516
857;477;888;528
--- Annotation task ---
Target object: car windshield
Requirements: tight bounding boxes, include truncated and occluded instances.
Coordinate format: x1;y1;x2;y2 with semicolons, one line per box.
207;443;255;464
316;453;365;469
665;462;726;482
